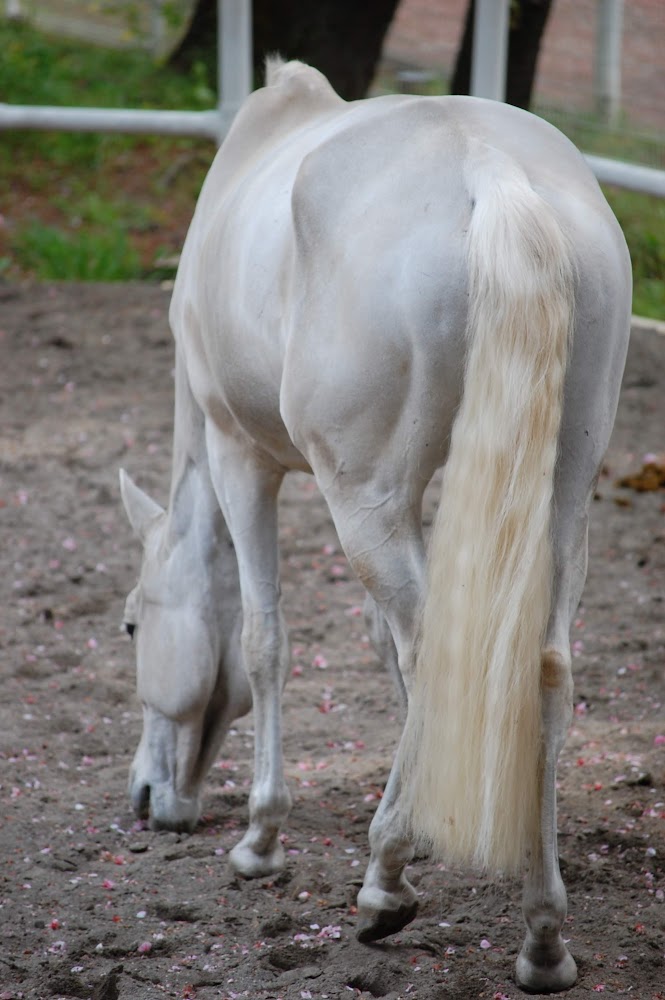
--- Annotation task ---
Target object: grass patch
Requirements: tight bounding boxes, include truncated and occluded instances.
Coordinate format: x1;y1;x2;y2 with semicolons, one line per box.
0;21;663;316
605;188;665;319
13;221;141;281
0;20;213;280
540;107;664;171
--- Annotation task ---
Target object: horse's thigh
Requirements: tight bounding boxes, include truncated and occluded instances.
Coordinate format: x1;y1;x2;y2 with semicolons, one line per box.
321;481;425;688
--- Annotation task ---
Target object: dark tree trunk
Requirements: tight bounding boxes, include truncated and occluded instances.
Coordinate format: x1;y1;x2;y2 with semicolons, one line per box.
168;0;216;73
451;0;554;109
170;0;400;101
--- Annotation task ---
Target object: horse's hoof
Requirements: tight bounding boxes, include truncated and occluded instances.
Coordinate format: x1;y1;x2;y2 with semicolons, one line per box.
229;838;285;879
356;897;419;943
515;945;577;994
145;783;201;833
356;880;419;943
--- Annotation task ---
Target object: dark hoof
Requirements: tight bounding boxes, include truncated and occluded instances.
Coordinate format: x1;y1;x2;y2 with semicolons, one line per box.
356;900;419;943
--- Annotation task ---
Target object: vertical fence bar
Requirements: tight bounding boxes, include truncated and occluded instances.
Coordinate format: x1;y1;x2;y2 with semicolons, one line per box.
470;0;510;102
218;0;253;141
595;0;624;125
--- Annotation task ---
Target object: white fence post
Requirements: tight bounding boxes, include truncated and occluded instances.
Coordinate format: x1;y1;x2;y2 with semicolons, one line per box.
218;0;253;140
595;0;624;125
0;1;662;196
470;0;510;102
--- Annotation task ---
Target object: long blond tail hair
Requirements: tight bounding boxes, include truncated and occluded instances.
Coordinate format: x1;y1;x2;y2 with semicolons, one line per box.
399;143;575;872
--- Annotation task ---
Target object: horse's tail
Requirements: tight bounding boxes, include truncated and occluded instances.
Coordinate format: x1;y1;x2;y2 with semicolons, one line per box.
399;144;575;872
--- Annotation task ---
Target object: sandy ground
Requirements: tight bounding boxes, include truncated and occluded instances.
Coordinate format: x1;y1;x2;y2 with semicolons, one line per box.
0;282;663;999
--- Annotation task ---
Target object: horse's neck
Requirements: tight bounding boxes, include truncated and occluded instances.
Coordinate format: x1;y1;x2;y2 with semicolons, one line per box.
164;354;242;642
166;353;237;582
169;349;208;502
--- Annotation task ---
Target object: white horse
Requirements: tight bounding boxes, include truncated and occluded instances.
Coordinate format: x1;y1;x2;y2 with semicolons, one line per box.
120;59;631;992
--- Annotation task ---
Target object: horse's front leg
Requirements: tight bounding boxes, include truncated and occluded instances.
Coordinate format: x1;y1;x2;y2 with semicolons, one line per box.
231;604;292;877
517;646;577;992
206;424;291;878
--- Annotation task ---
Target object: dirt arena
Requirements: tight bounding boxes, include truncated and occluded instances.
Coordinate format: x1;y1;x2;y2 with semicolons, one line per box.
0;282;663;999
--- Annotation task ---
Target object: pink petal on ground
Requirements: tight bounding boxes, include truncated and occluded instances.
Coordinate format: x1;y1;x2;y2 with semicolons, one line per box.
345;605;363;617
317;925;342;939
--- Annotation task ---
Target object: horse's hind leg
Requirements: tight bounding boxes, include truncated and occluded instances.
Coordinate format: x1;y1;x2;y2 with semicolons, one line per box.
205;423;291;878
319;482;426;941
363;594;407;713
517;470;597;991
356;748;419;942
517;648;577;990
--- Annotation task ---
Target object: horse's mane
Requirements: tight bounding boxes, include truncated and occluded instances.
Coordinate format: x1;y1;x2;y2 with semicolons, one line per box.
264;55;308;88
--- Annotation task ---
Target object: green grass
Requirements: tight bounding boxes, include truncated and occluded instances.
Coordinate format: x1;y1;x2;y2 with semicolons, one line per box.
540;107;664;171
0;21;215;164
13;221;141;280
0;20;663;316
604;189;665;319
0;20;214;281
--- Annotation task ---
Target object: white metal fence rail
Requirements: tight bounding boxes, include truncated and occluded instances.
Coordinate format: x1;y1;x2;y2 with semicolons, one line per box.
0;0;251;145
0;0;663;196
470;0;664;197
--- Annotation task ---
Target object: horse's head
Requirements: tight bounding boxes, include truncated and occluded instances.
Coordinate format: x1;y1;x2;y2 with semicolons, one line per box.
119;469;250;832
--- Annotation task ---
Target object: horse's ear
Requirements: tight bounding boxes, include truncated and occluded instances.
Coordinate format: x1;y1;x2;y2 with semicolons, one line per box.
119;469;164;543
